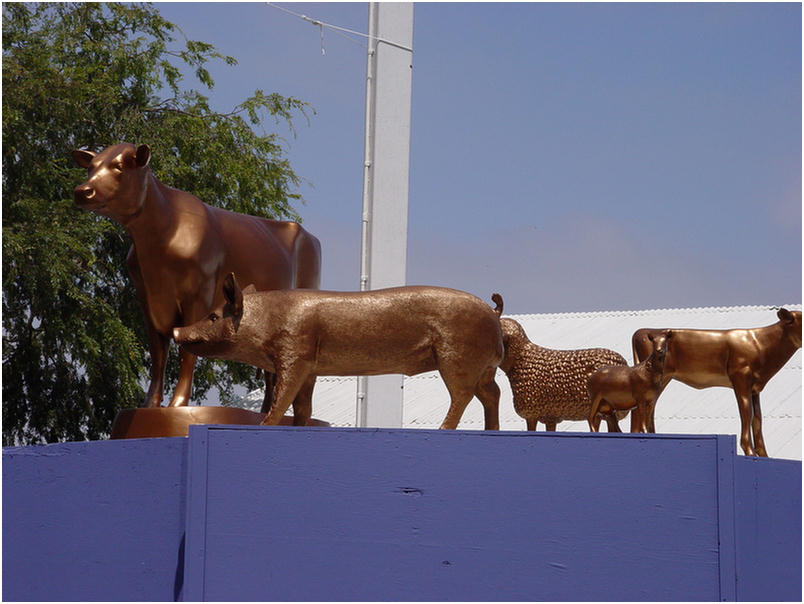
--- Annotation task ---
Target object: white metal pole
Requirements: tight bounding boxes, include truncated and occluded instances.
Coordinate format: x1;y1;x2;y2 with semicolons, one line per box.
356;2;378;427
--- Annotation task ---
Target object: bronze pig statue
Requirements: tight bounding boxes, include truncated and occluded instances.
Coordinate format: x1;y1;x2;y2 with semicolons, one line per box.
631;308;802;456
173;273;504;429
73;143;321;408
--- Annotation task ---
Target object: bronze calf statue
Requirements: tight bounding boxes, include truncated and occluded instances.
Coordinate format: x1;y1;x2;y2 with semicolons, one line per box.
73;143;321;408
174;274;504;429
631;308;802;456
587;330;673;433
497;317;629;431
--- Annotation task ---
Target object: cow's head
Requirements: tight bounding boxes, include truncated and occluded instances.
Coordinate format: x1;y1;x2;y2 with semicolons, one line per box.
72;143;151;224
777;308;802;349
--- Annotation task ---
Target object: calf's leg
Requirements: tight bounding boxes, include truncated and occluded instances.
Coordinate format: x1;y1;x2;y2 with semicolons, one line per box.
751;392;768;457
731;377;756;456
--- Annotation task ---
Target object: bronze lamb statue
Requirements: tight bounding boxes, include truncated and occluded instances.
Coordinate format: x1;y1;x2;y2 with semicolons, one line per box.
587;330;673;433
497;317;629;431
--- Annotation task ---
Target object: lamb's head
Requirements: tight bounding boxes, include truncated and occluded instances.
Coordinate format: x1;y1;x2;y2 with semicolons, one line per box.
499;317;532;373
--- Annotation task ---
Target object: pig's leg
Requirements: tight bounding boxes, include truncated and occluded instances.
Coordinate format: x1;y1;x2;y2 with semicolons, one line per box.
260;362;311;426
438;367;476;430
260;371;276;414
291;375;316;426
168;348;196;406
474;369;500;430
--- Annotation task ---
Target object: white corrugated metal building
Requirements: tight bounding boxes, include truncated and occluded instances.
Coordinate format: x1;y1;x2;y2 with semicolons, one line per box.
236;304;802;460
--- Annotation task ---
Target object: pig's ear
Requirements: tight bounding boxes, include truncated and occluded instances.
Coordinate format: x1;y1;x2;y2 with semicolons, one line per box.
135;144;151;168
242;284;257;295
223;272;244;316
72;149;96;169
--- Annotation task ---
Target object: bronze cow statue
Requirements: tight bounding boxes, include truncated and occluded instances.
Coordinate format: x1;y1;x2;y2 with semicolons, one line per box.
632;308;802;456
73;143;321;409
173;274;504;429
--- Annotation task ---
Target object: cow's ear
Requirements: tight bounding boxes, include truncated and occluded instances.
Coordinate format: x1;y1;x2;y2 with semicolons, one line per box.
135;144;151;168
242;284;258;295
223;272;244;317
72;149;96;169
778;308;794;323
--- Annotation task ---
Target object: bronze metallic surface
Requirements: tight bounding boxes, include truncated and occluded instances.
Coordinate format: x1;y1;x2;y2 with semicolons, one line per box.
173;274;504;429
498;317;629;431
631;309;802;456
73;143;321;408
587;330;672;433
109;406;329;439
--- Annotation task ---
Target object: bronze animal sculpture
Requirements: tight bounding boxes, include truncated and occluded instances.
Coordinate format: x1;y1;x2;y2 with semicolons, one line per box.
497;317;629;431
631;308;802;456
173;273;504;429
73;143;322;409
587;330;673;433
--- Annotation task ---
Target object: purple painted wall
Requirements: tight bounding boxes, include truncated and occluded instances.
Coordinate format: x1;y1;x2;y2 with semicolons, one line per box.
3;438;187;601
734;456;802;601
3;428;800;601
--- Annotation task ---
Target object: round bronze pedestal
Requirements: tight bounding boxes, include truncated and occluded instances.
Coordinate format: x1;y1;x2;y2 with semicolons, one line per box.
110;406;329;439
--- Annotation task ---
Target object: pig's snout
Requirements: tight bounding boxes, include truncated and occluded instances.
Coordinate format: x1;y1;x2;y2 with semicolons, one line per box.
73;184;95;204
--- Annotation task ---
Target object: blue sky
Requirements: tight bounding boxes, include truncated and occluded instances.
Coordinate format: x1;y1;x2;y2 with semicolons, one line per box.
156;2;801;313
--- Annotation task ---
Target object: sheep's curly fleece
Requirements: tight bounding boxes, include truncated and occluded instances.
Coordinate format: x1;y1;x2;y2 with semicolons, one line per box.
499;317;627;427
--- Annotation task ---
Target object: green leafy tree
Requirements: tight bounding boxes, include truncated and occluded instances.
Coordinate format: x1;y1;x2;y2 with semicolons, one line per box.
3;2;312;445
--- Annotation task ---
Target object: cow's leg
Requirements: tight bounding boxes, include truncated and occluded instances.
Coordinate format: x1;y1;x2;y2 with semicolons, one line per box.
128;253;168;408
526;418;537;431
291;375;316;426
144;337;168;408
474;369;500;430
731;377;756;456
544;421;557;431
144;328;169;407
629;405;643;432
168;347;195;406
751;392;768;457
260;361;311;426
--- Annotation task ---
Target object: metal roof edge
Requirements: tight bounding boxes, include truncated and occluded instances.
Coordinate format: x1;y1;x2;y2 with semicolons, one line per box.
507;303;803;321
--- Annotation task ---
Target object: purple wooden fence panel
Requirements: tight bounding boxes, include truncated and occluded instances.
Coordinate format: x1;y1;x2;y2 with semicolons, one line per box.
734;456;801;601
3;429;800;601
2;438;187;601
183;427;731;601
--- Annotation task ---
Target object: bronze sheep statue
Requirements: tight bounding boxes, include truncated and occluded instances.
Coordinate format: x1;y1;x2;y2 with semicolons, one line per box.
497;317;629;431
